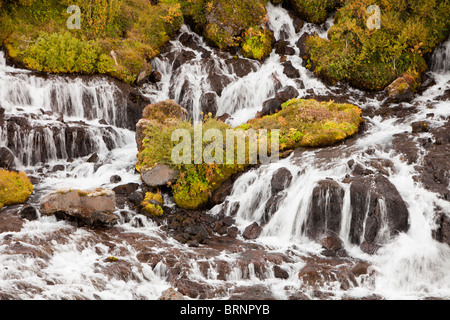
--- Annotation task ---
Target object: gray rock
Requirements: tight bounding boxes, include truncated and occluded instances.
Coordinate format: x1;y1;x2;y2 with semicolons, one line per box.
141;164;180;187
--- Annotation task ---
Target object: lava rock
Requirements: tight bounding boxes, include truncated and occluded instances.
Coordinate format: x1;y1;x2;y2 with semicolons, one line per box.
243;222;262;240
0;147;16;170
271;167;293;194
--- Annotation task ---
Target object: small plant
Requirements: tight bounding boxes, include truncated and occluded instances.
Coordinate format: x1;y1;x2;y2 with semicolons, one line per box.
0;169;34;209
141;192;164;217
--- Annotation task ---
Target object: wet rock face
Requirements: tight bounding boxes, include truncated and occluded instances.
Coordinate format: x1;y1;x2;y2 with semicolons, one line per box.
349;175;409;251
141;164;180;188
39;188;118;228
306;180;345;240
0;147;16;170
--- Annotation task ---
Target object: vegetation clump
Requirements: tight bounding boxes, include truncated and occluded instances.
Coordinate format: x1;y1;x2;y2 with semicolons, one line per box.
0;0;183;84
303;0;450;91
136;99;363;210
141;192;164;216
0;169;34;209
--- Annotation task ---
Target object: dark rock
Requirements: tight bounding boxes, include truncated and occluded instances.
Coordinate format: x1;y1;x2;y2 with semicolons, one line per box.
87;153;99;163
148;70;162;83
360;241;381;255
217;113;230;123
349;175;409;250
52;164;65;172
243;222;262;240
411;121;430;133
432;212;450;247
282;61;300;78
297;32;312;59
200;92;218;117
263;191;287;224
127;191;145;206
110;175;122;184
225;58;258;78
19;205;38;221
271;167;293;194
306;180;345;240
113;183;139;195
227;226;239;238
260;98;282;117
273;265;289;279
275;86;299;103
320;232;344;252
0;147;16;170
185;225;210;240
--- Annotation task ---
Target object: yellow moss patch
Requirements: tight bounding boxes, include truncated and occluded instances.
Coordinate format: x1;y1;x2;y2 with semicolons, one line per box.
0;169;34;208
141;192;164;217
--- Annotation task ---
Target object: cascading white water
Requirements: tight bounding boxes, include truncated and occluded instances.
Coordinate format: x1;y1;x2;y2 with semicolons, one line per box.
0;3;449;300
143;3;330;126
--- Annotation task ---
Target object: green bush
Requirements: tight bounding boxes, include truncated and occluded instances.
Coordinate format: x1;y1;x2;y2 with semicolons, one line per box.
0;169;34;209
304;0;450;91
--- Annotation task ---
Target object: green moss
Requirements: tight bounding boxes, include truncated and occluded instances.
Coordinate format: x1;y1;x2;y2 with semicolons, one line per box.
304;0;450;91
241;26;274;60
0;169;34;208
136;99;363;210
0;0;183;84
141;192;164;216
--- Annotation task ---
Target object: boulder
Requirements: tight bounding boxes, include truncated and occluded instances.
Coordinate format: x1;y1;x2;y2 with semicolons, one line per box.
271;167;293;194
349;175;409;251
158;288;185;300
260;98;282;117
39;188;118;228
243;222;263;240
306;180;345;240
200;92;219;117
141;164;180;188
0;147;16;170
282;61;300;79
275;86;299;103
385;74;417;102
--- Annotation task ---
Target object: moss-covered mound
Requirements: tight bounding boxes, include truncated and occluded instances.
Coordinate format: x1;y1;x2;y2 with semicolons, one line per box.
0;0;183;84
244;98;363;148
0;169;34;209
303;0;450;91
136;99;363;210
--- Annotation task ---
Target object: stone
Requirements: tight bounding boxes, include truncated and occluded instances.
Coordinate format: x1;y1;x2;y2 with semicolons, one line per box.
39;188;118;228
110;175;122;184
275;86;299;103
271;167;293;194
411;121;430;133
243;222;262;240
19;205;38;221
282;61;300;78
148;70;162;83
141;164;179;188
273;265;289;279
306;180;345;240
385;74;416;102
320;232;344;252
159;288;184;300
349;175;409;250
0;147;16;170
260;98;282;117
200;92;218;117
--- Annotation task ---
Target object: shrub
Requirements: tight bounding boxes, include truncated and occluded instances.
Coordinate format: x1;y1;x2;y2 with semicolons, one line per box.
141;192;164;216
304;0;450;91
0;169;34;209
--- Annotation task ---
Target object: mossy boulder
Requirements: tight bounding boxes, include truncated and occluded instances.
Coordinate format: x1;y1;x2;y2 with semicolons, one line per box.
0;169;34;209
0;0;184;84
136;99;363;210
303;0;450;91
385;71;420;102
141;192;164;216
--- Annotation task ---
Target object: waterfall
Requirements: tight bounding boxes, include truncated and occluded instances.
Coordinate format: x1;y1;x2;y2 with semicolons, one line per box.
431;37;450;73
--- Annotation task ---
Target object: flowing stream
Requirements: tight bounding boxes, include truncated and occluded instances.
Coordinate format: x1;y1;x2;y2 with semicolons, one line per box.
0;3;449;300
